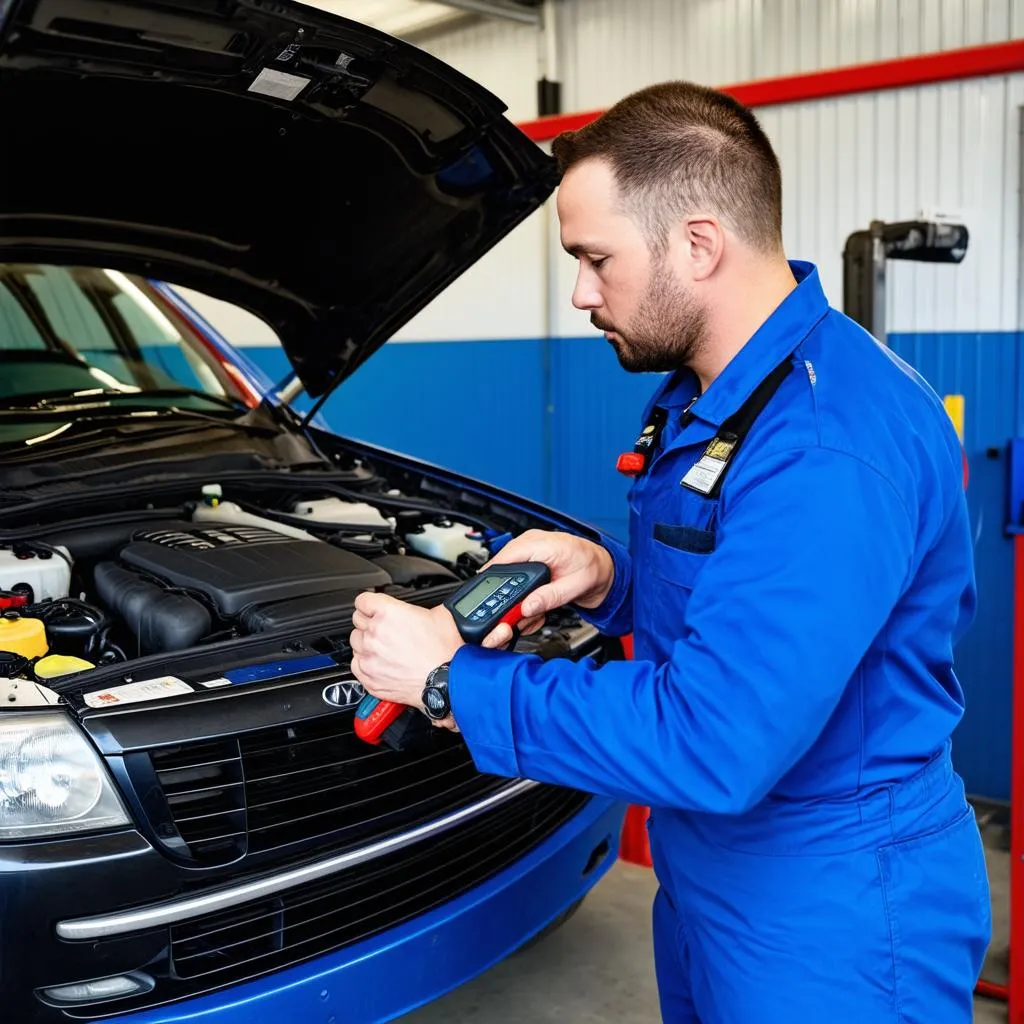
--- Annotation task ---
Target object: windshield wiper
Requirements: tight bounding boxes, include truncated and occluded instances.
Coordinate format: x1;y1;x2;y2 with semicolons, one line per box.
0;406;282;440
0;388;250;412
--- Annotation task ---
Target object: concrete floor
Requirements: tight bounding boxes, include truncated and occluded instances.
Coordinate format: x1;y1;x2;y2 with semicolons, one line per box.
409;822;1011;1023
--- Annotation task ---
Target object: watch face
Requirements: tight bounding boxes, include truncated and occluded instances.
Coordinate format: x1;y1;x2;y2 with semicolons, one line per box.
423;685;450;720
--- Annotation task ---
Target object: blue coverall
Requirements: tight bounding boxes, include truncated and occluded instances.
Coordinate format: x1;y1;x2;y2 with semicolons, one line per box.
448;261;992;1022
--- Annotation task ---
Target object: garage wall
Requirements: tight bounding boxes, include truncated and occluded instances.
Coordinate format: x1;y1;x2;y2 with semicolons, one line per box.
420;0;1024;118
182;3;1024;800
559;0;1024;105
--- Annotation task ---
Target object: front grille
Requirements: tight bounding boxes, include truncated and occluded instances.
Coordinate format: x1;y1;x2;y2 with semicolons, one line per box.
152;738;246;861
149;712;507;864
169;785;587;983
73;783;589;1019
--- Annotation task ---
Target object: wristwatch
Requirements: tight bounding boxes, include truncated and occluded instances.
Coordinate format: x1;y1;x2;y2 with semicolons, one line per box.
421;662;451;720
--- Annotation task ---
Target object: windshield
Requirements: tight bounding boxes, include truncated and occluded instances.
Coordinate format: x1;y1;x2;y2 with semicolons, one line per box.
0;263;255;410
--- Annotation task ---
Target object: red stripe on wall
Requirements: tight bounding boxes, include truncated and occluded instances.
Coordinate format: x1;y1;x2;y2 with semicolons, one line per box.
517;39;1024;142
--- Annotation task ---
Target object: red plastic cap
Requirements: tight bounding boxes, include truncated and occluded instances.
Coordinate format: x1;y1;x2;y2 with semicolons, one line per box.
616;452;645;477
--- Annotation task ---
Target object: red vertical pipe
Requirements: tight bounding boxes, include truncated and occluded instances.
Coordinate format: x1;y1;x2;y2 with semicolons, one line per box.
617;633;653;867
1010;536;1024;1021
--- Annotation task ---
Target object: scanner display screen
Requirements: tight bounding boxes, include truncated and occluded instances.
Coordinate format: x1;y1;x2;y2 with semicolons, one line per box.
454;575;505;616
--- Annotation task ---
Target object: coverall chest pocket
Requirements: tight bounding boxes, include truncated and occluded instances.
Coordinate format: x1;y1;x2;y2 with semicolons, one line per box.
637;494;717;652
649;529;714;589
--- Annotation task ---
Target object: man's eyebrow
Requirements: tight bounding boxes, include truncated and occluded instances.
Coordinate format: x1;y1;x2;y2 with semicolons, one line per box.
563;242;603;257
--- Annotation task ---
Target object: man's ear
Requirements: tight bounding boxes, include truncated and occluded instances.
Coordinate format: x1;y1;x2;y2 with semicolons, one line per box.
683;216;724;281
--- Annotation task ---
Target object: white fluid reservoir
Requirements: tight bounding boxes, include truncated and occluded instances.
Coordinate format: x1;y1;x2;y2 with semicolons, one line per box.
192;500;317;542
404;522;488;564
0;546;72;603
290;498;392;531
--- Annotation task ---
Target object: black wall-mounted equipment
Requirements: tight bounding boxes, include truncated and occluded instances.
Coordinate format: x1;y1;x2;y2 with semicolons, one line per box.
842;219;969;343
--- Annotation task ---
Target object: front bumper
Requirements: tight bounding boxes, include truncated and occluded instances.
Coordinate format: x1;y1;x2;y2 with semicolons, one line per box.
106;795;625;1024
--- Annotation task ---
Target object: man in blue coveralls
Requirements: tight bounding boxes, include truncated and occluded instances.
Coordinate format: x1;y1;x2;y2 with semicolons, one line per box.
350;81;991;1021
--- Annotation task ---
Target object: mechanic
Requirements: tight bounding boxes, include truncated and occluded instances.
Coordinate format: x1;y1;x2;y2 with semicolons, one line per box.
350;81;991;1022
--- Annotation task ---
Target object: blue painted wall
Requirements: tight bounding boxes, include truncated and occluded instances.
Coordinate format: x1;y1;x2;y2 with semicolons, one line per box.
888;332;1017;804
243;331;1017;802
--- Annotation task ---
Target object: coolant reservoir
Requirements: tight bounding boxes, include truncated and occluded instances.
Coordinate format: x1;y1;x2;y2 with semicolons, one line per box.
0;546;71;604
404;522;488;565
0;615;47;659
291;498;392;531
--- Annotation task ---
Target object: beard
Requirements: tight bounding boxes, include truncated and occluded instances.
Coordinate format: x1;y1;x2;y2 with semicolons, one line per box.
592;261;707;374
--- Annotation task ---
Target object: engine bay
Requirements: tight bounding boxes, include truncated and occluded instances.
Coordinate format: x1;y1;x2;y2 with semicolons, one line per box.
0;451;567;695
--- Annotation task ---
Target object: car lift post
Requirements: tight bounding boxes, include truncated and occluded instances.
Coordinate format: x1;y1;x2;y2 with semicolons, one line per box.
842;218;969;345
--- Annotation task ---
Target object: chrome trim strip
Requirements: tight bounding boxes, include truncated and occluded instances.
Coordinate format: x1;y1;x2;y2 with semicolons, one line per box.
57;780;539;940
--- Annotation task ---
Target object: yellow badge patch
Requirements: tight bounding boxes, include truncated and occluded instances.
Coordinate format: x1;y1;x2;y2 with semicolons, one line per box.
705;437;735;460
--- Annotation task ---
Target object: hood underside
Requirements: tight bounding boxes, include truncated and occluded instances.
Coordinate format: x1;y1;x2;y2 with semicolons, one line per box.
0;0;560;397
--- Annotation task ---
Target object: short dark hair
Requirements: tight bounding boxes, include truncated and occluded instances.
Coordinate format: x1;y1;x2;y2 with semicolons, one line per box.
551;81;783;255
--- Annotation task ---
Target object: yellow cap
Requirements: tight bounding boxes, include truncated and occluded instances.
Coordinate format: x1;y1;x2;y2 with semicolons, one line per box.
34;654;95;679
0;616;47;660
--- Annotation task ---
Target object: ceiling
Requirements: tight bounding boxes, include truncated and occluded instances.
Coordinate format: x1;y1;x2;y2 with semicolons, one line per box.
297;1;473;38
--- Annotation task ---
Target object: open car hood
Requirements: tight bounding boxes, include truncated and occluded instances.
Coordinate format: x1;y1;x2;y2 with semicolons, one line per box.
0;0;560;398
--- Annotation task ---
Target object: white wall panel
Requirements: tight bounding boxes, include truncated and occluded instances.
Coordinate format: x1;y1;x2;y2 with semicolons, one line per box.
558;0;1023;111
391;207;548;341
174;289;281;349
755;74;1024;334
414;15;540;122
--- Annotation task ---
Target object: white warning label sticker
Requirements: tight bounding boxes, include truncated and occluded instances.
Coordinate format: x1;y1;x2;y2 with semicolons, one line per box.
84;677;194;708
197;678;231;689
247;68;310;101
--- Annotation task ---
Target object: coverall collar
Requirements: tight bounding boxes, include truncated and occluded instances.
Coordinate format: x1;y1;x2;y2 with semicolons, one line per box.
655;260;828;428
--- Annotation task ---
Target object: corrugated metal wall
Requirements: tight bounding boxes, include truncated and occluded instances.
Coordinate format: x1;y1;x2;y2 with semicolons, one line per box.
181;2;1024;800
415;14;539;122
420;0;1024;116
560;0;1024;107
760;74;1024;333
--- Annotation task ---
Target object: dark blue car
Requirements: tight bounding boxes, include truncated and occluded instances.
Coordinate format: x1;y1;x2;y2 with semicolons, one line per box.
0;1;627;1020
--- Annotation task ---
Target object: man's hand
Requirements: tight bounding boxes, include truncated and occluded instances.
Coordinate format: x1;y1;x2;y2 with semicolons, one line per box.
349;592;508;731
479;529;615;642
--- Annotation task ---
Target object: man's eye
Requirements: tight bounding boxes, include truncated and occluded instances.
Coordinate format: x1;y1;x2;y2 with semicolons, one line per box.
590;257;608;270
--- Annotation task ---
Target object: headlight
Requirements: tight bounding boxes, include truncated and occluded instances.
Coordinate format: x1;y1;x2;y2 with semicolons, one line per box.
0;713;130;839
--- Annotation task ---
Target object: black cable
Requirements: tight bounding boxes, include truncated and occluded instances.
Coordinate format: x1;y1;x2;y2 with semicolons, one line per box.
0;508;186;544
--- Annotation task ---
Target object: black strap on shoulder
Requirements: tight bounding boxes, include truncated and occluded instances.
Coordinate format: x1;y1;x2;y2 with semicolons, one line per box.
720;356;794;441
699;356;794;499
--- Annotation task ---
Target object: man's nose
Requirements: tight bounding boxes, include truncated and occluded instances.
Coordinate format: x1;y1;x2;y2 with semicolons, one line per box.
572;267;602;310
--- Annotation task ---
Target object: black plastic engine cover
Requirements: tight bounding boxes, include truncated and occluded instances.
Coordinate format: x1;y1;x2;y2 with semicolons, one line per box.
239;592;363;633
120;526;391;616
